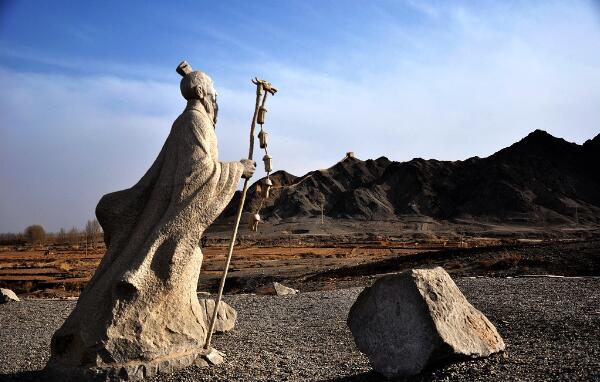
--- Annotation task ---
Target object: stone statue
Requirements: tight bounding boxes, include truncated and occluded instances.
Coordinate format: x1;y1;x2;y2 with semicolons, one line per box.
46;61;255;381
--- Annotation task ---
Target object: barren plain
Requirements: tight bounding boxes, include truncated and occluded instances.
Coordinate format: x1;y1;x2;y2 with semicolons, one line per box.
1;222;599;381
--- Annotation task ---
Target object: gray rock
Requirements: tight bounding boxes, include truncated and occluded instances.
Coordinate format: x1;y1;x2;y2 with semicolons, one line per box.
46;62;245;381
347;267;505;378
0;288;20;303
198;299;237;333
256;282;298;296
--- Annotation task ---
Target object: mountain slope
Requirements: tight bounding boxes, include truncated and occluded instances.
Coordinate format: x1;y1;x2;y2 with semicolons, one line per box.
219;130;600;225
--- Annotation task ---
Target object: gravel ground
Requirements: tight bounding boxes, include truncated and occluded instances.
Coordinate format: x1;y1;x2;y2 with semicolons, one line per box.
1;277;599;381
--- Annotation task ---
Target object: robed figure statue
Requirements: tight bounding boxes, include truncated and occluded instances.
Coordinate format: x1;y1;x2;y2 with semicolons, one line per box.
46;61;255;381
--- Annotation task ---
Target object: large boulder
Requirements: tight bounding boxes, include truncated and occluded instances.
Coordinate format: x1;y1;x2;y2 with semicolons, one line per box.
256;282;298;296
347;267;505;378
0;288;20;303
198;299;237;333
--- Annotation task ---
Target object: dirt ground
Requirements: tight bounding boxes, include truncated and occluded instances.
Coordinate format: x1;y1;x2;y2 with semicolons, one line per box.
2;233;599;298
298;237;600;291
0;241;432;297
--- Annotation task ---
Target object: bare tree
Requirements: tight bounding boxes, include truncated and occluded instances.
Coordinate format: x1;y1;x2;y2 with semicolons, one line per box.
0;232;23;245
56;227;67;245
24;225;46;245
85;219;102;248
68;226;80;246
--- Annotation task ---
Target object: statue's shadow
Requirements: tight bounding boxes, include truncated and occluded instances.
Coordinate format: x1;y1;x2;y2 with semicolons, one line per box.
0;370;49;382
317;356;484;382
319;370;438;382
318;370;382;381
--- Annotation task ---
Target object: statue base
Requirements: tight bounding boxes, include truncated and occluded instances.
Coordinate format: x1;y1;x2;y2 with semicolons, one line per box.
45;347;224;382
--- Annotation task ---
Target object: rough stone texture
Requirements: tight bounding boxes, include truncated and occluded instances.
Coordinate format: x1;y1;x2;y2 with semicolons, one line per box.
0;288;20;303
44;348;224;382
347;267;505;378
198;299;237;333
45;66;244;381
256;282;298;296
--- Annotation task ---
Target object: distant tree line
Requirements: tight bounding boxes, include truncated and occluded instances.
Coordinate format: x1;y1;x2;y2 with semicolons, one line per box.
0;219;104;248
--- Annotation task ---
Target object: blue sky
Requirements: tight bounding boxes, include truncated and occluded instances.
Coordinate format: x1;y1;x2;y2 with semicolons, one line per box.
1;1;600;232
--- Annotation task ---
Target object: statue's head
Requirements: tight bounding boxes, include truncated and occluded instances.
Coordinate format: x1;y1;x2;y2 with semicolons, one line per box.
177;61;218;124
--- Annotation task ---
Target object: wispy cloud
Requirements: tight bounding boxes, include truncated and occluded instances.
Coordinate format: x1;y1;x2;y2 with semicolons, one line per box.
0;69;180;232
1;1;599;232
0;45;174;81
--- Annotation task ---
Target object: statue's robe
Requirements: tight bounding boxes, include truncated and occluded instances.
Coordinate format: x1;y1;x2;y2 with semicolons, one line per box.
48;101;244;372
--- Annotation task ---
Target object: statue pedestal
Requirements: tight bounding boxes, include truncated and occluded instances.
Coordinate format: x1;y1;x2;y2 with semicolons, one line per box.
45;348;224;382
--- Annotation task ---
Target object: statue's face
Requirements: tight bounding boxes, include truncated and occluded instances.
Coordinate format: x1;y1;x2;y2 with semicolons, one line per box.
212;93;218;125
202;89;218;125
191;79;219;125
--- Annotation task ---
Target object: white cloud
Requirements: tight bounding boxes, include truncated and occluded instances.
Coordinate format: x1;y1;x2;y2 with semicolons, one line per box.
1;1;599;232
0;69;181;232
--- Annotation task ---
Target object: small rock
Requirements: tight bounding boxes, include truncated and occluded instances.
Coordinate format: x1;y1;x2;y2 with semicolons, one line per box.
256;282;299;296
204;348;225;365
199;299;237;333
347;267;505;378
0;288;20;303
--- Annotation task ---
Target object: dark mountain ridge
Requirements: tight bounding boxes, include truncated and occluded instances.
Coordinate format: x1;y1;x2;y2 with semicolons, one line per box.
219;130;600;226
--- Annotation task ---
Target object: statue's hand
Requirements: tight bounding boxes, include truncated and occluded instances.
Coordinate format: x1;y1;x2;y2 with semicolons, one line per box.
240;159;256;179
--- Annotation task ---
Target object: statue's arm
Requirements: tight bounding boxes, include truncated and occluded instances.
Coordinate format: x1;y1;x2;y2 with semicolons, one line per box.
188;117;245;180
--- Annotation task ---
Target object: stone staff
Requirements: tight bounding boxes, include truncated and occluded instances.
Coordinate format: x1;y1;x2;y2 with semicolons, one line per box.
45;61;256;381
204;78;277;349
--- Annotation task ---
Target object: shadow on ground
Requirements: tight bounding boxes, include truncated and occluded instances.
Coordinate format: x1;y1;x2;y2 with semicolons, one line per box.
0;370;47;382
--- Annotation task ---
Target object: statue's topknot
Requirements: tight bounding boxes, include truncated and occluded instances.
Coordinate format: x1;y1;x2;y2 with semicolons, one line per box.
177;60;216;101
176;61;193;77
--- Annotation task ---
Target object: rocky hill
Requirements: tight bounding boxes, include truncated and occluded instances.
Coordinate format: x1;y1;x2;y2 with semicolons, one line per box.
219;130;600;226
